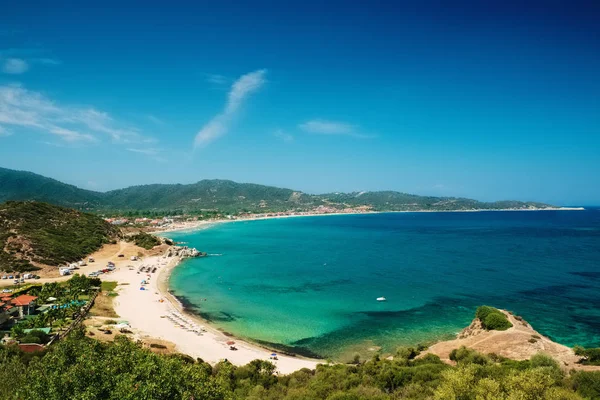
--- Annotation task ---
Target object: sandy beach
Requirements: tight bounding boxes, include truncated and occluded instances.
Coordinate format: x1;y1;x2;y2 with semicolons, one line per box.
109;247;320;374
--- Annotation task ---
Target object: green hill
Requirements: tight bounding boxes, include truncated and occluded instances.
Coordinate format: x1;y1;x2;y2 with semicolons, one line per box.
0;167;103;209
102;179;319;213
0;201;120;272
0;166;554;214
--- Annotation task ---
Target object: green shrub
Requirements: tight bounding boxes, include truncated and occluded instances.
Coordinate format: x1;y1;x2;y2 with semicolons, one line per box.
126;232;161;250
449;346;490;365
475;306;512;331
20;335;41;344
570;371;600;398
573;346;600;365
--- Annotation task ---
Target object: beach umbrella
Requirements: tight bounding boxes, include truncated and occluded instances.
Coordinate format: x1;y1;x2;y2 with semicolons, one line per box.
226;340;235;345
271;353;277;357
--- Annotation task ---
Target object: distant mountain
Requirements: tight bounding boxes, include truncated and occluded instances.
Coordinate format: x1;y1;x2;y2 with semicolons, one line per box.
0;166;554;213
0;167;103;209
0;201;120;272
102;180;317;212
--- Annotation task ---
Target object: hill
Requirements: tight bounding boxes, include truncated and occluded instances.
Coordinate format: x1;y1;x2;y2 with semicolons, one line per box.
0;167;103;209
0;201;120;272
102;179;319;213
0;166;554;213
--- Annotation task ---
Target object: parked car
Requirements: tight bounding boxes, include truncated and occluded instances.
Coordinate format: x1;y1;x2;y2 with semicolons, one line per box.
8;275;13;279
1;275;6;280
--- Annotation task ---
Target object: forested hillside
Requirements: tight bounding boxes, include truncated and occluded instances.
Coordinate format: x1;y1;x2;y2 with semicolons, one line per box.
0;167;102;209
0;201;120;272
0;167;554;214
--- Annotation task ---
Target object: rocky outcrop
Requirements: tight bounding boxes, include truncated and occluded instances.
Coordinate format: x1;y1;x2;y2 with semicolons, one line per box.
423;310;597;370
167;246;205;258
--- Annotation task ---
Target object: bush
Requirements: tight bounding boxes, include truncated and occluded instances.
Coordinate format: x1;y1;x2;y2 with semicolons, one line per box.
20;335;41;344
530;353;561;371
126;232;161;250
573;346;600;365
475;306;512;331
570;371;600;398
483;312;512;331
449;346;490;365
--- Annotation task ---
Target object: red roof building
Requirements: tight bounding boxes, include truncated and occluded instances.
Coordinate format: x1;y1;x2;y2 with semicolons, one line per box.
11;295;37;318
18;343;45;353
11;295;37;306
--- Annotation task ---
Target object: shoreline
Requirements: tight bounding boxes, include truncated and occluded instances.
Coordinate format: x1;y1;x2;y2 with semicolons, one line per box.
147;206;588;364
157;257;325;362
153;206;585;236
109;245;320;374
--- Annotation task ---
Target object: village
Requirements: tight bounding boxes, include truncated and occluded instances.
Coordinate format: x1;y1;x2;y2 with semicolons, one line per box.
103;205;375;231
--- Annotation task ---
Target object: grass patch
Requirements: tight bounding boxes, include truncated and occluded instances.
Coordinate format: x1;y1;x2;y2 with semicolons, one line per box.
101;281;117;292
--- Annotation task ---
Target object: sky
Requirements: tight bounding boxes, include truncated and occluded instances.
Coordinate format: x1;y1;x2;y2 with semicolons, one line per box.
0;1;599;205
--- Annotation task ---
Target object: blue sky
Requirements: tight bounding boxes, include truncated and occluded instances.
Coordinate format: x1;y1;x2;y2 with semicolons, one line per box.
0;1;599;205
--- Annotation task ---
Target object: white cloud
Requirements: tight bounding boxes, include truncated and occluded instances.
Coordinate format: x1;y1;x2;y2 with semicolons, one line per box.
0;49;61;72
126;147;159;156
0;125;12;137
194;69;267;148
274;129;294;142
299;119;375;139
2;58;28;74
48;126;96;142
0;84;156;145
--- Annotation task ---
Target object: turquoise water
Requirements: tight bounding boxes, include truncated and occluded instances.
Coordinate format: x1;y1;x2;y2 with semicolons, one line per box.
165;210;600;360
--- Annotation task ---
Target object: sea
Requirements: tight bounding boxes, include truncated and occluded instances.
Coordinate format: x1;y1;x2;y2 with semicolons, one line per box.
164;209;600;361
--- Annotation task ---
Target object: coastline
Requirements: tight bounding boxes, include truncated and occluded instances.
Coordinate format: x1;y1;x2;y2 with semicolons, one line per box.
130;206;588;371
152;206;585;236
150;207;588;356
109;245;320;374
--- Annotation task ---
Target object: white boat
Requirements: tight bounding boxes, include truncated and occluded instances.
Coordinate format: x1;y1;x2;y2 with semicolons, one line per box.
377;297;386;302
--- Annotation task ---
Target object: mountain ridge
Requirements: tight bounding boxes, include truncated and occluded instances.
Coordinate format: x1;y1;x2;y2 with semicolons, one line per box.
0;166;555;213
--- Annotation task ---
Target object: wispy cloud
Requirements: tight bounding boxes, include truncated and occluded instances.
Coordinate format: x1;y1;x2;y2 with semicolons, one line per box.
48;126;96;142
274;129;294;142
0;49;60;73
299;119;375;139
2;58;28;74
194;69;267;148
0;84;156;146
204;73;229;85
0;125;12;137
126;147;159;156
146;115;164;125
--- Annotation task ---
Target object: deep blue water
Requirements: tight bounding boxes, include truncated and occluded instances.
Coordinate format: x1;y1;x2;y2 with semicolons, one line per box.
165;209;600;360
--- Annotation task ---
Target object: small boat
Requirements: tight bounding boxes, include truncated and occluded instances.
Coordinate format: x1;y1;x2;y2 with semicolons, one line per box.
376;297;387;302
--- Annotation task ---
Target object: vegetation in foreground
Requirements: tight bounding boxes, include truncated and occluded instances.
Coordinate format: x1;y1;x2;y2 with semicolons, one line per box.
0;201;120;272
1;331;599;400
476;305;513;331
